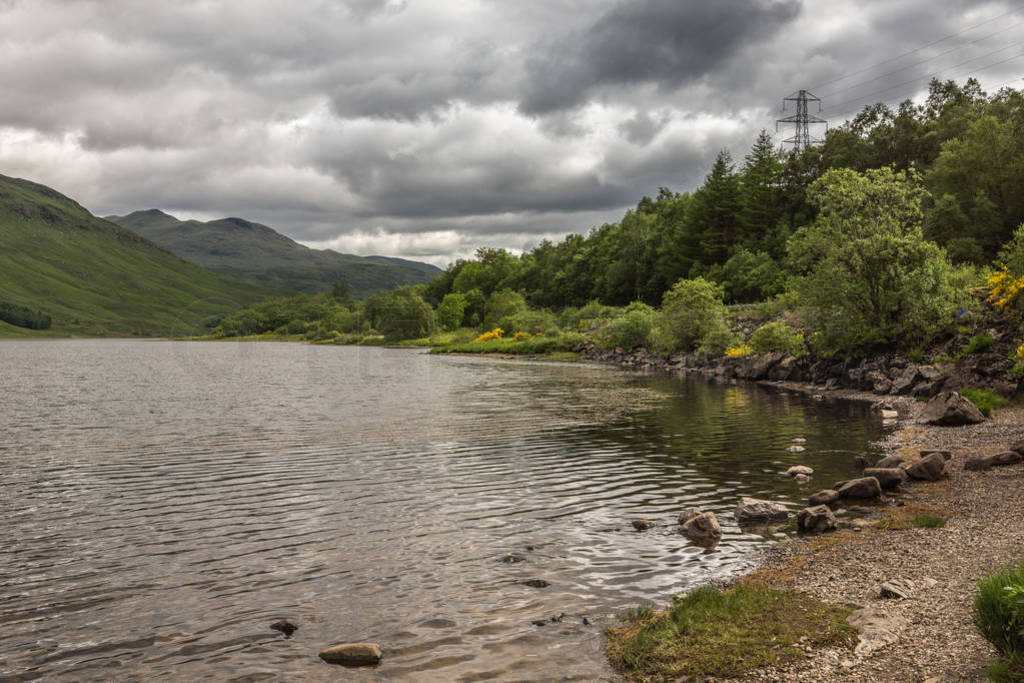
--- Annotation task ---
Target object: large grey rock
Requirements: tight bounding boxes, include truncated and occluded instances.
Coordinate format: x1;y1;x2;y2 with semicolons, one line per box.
797;505;837;533
862;467;908;490
847;608;907;657
808;489;840;506
964;451;1022;471
874;455;907;469
787;465;814;476
678;508;701;525
681;511;722;543
919;391;986;426
879;579;915;600
891;366;922;395
836;477;882;500
320;643;383;667
905;452;947;481
735;497;789;524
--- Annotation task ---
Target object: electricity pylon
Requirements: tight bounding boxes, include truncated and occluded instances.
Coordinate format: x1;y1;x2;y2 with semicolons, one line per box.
776;90;827;151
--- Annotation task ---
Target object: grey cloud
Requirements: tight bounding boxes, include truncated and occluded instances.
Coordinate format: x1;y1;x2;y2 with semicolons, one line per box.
519;0;802;114
618;110;672;146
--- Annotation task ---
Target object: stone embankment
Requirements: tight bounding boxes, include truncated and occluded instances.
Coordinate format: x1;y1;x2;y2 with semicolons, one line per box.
576;342;1023;399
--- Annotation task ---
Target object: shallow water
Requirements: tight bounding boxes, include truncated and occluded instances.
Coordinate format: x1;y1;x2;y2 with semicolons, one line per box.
0;340;885;681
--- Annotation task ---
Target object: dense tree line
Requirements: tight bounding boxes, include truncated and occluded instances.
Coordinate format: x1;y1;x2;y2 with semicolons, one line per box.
0;301;51;329
215;79;1024;355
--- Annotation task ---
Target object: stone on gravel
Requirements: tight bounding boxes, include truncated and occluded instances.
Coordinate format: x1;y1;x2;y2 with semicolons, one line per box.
963;456;992;471
919;392;986;426
787;465;814;476
905;452;947;481
735;497;789;524
319;643;383;667
964;451;1022;470
862;467;908;490
809;489;840;506
874;455;907;469
681;511;722;543
920;449;952;461
797;505;837;533
991;451;1023;466
836;477;882;500
879;578;915;600
847;608;907;657
1011;439;1024;456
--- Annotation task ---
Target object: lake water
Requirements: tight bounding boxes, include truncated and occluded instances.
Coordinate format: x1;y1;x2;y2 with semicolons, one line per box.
0;340;885;681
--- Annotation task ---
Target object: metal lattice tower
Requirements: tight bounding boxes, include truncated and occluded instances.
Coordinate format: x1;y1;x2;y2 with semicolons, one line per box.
776;90;827;151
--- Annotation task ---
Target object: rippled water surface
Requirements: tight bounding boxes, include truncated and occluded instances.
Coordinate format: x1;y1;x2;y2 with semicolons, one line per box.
0;340;886;681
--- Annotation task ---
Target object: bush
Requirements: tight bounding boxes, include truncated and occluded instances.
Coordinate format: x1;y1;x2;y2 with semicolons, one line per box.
974;561;1024;677
749;321;804;355
0;301;51;329
959;388;1010;417
650;277;730;352
601;302;654;349
500;308;558;336
965;333;994;355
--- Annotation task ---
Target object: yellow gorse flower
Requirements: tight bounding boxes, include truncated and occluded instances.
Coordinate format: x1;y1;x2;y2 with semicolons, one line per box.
724;343;752;357
986;267;1024;310
473;327;504;342
512;331;533;341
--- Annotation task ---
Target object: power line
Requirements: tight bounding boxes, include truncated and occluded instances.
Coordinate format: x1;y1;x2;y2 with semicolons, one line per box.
809;2;1024;92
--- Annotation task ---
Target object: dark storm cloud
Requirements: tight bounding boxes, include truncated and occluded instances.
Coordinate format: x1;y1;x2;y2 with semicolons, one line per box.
0;0;1020;265
519;0;802;114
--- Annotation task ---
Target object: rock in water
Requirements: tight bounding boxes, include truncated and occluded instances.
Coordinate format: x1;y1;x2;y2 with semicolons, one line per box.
734;497;789;524
905;452;947;481
522;579;550;588
319;643;383;667
919;392;986;426
270;619;298;637
836;477;882;500
786;465;813;476
874;455;907;469
787;445;806;453
677;508;701;525
861;467;907;490
681;511;722;543
797;505;837;533
808;489;840;506
794;473;811;484
632;519;654;531
852;455;871;471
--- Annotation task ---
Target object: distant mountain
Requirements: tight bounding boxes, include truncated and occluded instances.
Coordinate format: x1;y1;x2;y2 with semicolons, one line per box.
0;175;270;337
106;210;442;298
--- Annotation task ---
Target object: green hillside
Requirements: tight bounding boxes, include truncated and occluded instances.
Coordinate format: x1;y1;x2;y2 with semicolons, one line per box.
106;210;441;298
0;174;271;337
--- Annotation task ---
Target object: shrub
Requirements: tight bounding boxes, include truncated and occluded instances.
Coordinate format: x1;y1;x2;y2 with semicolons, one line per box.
749;321;804;355
650;277;730;352
436;292;467;329
725;343;752;357
974;561;1024;676
474;327;503;342
959;388;1010;417
965;333;993;355
0;301;52;330
601;302;654;349
500;309;558;336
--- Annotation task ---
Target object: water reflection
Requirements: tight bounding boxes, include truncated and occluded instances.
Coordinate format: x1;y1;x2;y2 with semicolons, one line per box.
0;340;884;680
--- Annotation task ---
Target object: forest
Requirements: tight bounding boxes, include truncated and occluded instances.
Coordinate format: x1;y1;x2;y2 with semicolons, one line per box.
211;78;1024;360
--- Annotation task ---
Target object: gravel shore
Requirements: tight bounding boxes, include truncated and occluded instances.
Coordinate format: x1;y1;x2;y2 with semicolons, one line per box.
739;397;1024;682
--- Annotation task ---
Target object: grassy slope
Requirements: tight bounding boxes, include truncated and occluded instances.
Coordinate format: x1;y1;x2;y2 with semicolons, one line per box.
107;210;441;298
0;175;270;337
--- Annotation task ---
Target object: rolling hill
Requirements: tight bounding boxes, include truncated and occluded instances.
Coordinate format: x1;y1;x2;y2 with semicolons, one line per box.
106;210;441;298
0;174;271;337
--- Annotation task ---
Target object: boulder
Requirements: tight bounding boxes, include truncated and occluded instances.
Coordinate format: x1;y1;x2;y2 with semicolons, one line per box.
920;449;952;461
905;452;946;481
919;392;986;426
874;455;907;469
678;508;701;525
847;608;907;657
879;579;915;600
852;455;872;471
836;477;882;500
891;366;922;395
965;451;1022;470
786;465;814;476
862;467;908;490
797;505;837;533
319;643;383;667
632;519;654;531
735;497;789;524
808;489;840;506
681;511;723;543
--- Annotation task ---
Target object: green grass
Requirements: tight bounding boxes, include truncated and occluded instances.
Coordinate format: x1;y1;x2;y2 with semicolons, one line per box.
605;584;856;680
878;514;947;530
430;332;586;356
964;333;994;355
0;174;271;337
974;561;1024;680
960;388;1011;417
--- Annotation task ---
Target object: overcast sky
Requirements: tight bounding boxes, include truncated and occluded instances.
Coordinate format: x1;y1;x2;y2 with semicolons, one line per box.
1;0;1021;266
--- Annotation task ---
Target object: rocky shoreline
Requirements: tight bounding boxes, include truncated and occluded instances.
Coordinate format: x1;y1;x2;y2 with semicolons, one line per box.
578;344;1024;681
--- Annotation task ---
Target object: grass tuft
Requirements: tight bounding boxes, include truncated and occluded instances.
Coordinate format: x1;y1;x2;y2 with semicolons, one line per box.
960;388;1011;417
605;584;856;680
974;561;1024;674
